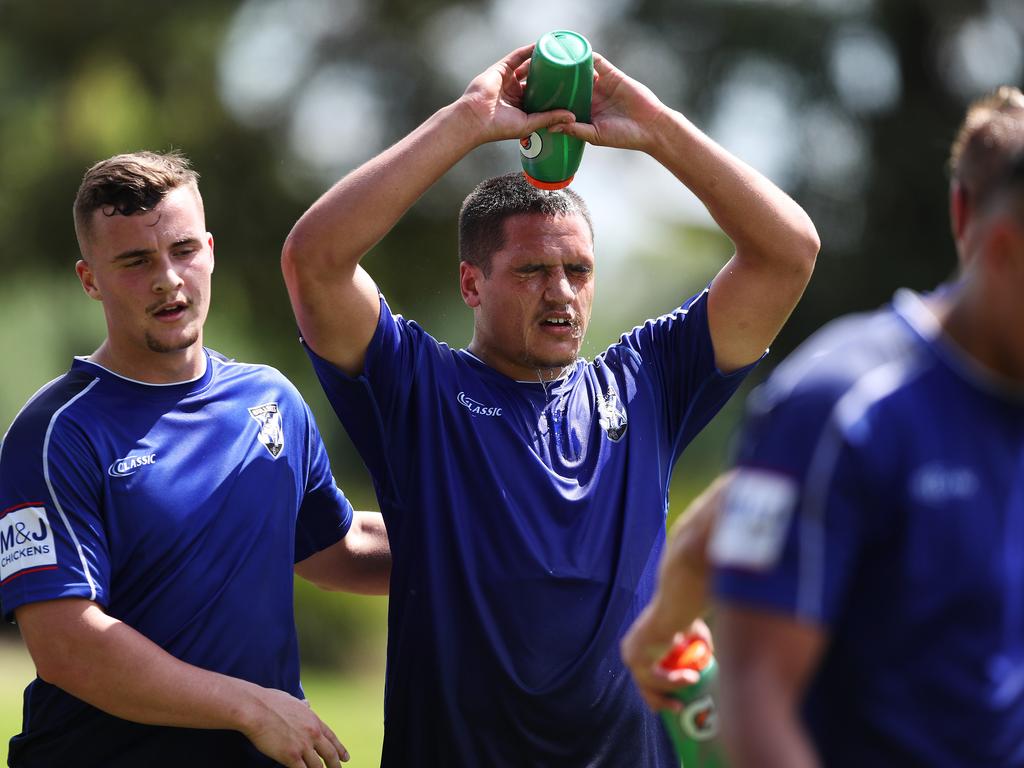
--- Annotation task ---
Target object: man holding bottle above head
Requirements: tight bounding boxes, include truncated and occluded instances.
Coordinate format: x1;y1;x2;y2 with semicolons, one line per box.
282;39;819;766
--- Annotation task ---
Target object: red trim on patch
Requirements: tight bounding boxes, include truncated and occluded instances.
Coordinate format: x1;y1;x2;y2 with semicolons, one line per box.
1;565;58;586
0;502;46;520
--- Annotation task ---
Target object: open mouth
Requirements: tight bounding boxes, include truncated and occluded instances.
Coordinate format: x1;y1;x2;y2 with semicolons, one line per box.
539;315;579;338
152;301;189;321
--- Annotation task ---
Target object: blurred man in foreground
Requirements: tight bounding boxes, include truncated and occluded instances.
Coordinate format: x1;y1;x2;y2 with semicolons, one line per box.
623;87;1024;767
0;151;390;767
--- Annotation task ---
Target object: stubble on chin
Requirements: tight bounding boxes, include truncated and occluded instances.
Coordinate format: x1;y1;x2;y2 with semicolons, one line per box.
145;330;200;354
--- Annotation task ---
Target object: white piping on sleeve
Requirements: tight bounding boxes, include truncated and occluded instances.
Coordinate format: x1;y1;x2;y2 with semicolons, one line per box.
42;378;102;601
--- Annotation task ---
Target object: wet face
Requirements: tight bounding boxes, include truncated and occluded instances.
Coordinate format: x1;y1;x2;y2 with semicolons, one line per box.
75;185;214;373
462;212;595;380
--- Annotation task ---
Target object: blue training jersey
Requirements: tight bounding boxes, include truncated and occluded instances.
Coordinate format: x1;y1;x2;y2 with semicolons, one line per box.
712;289;1024;766
305;288;756;767
0;349;352;768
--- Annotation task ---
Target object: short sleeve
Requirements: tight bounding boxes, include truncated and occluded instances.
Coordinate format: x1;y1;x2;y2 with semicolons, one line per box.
302;295;428;506
1;416;109;622
293;402;353;564
711;385;875;625
613;288;762;453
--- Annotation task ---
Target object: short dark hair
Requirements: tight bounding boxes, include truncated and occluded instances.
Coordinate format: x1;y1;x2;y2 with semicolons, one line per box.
73;150;201;249
458;172;594;274
949;86;1024;209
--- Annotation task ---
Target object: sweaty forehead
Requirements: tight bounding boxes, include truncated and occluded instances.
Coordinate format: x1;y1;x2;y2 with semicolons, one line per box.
499;213;594;257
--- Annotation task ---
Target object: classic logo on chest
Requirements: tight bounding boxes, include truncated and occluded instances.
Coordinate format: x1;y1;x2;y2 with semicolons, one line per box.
108;452;158;478
248;402;284;458
909;463;978;505
457;391;503;417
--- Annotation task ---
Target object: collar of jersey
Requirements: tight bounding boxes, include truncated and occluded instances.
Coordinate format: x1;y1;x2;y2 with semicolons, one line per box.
894;286;1024;406
458;349;584;388
73;348;215;397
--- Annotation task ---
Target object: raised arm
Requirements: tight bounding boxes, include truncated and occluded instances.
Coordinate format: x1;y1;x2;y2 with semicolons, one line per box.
281;45;574;376
295;510;391;595
16;599;348;767
557;54;820;372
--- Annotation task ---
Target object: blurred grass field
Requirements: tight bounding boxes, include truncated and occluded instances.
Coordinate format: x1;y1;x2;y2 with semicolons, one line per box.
0;639;386;766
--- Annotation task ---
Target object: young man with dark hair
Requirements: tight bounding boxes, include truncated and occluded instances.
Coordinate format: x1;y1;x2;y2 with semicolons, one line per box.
282;44;819;766
0;151;390;768
622;87;1024;767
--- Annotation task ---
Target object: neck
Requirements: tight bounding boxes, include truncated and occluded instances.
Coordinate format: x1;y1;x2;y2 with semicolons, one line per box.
89;338;207;384
939;286;1024;385
467;339;573;382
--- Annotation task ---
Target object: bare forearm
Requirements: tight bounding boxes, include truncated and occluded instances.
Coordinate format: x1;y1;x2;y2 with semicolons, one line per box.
723;698;820;768
715;606;826;768
22;603;265;733
648;108;819;267
296;511;391;595
649;471;734;630
19;600;348;764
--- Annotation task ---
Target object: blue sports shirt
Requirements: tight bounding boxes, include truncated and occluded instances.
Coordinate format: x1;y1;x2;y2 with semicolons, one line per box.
712;289;1024;766
0;350;352;767
305;288;756;767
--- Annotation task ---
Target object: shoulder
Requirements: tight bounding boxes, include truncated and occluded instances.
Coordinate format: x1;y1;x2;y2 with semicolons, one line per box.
4;369;100;444
751;304;923;418
1;368;101;471
598;290;711;365
208;350;302;395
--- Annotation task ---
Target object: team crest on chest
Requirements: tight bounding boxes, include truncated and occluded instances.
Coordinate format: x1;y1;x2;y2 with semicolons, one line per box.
596;387;628;442
248;402;284;458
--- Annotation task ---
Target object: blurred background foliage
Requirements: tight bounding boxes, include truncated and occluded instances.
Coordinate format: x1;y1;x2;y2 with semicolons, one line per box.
0;0;1021;678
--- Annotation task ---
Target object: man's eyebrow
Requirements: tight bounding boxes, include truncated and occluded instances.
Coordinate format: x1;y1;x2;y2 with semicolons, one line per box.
170;236;203;249
112;247;156;262
111;237;202;262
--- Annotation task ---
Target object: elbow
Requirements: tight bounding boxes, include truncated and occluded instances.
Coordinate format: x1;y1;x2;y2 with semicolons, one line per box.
280;221;332;287
280;227;310;287
796;216;821;273
31;645;80;691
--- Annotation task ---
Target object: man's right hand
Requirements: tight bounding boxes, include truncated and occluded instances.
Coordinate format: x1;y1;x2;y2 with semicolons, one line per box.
242;688;349;768
282;42;575;378
456;43;576;145
622;616;709;712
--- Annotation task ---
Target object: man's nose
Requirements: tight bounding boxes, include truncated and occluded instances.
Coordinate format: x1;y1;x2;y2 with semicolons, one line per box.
545;269;574;302
152;257;185;293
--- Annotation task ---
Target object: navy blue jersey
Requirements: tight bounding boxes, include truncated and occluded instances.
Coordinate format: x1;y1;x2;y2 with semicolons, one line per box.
712;289;1024;766
0;350;352;768
305;289;756;767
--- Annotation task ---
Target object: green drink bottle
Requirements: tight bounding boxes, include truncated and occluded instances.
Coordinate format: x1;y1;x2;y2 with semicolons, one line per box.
658;638;729;768
519;30;593;190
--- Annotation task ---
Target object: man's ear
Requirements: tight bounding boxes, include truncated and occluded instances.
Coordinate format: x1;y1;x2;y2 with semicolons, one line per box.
75;259;102;301
207;232;215;273
951;181;970;243
460;261;483;308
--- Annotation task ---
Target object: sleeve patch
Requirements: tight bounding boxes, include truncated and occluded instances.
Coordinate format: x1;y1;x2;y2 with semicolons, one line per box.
709;470;797;570
1;505;58;584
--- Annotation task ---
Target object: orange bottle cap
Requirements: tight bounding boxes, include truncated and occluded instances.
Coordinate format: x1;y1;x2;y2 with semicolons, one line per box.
658;638;713;672
522;171;574;191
